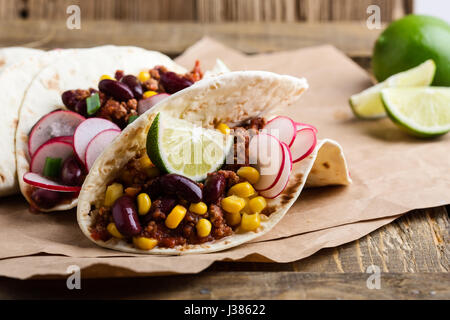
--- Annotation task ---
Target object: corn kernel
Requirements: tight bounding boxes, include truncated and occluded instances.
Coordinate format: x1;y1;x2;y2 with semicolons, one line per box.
100;74;113;81
104;183;123;207
241;213;261;231
221;195;246;214
133;237;158;250
227;182;256;198
216;123;231;135
165;205;187;229
107;222;123;239
248;196;267;214
196;218;212;238
138;70;150;82
237;166;260;184
189;202;208;215
226;211;241;226
145;166;160;178
125;187;140;197
139;154;153;169
143;90;157;99
137;193;152;215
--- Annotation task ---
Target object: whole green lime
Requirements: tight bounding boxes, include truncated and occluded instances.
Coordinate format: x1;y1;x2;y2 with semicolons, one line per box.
373;15;450;86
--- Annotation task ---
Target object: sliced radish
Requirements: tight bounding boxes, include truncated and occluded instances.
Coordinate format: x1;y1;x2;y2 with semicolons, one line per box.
249;133;285;191
138;93;170;115
23;172;81;192
262;116;296;147
85;129;121;171
51;135;73;144
290;127;317;163
295;122;318;133
28;110;85;156
73;118;120;166
259;142;293;199
30;139;74;174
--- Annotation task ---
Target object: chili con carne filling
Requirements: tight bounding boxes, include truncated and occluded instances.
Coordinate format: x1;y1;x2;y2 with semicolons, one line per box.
89;118;268;248
61;61;203;129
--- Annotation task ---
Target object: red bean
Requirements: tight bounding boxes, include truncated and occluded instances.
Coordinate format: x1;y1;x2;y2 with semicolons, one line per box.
121;75;143;99
203;174;226;204
61;91;78;110
98;79;134;101
159;174;202;202
112;196;142;237
31;188;62;209
61;156;85;186
159;71;193;94
74;99;88;117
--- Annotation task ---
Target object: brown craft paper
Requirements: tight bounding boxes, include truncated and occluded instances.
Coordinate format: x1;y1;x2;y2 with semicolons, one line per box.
0;38;448;279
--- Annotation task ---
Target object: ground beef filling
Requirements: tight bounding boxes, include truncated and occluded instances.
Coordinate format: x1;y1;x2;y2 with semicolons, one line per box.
89;118;265;248
63;61;203;129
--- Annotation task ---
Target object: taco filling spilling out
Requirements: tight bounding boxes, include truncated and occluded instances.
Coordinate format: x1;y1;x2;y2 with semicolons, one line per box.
88;112;317;250
22;62;203;211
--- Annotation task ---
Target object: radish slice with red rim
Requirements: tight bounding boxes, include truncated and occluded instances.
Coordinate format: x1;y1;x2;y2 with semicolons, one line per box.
28;110;85;156
259;142;293;199
295;122;318;133
30;139;74;174
290;127;317;163
138;93;170;115
85;129;121;171
249;133;285;191
262;116;296;147
23;172;81;192
51;136;73;144
73;118;120;167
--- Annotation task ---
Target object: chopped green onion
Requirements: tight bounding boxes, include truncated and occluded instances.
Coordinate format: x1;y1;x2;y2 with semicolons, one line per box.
128;115;139;124
43;157;62;178
86;93;101;115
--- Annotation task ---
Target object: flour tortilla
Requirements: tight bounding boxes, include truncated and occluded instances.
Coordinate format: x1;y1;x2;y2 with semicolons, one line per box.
0;47;43;196
15;46;186;211
0;47;42;74
77;71;351;255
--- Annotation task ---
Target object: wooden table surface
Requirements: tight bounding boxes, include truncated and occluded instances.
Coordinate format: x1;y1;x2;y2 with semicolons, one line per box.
0;21;448;300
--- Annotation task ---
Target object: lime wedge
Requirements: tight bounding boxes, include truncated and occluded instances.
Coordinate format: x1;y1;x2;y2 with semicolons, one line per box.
350;59;436;119
381;87;450;138
147;112;233;181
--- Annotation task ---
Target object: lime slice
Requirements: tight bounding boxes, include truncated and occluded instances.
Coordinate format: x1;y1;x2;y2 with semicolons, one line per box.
350;59;436;119
381;87;450;138
147;112;233;181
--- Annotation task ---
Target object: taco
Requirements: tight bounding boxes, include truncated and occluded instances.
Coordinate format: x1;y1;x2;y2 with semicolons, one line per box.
77;71;351;254
0;47;42;73
15;45;203;211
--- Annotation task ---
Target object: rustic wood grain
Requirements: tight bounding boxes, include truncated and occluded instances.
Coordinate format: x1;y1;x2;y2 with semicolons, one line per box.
0;271;447;299
209;207;449;273
0;20;383;57
1;0;412;22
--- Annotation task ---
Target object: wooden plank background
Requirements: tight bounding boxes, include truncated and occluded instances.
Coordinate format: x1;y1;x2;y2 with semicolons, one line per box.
0;0;413;22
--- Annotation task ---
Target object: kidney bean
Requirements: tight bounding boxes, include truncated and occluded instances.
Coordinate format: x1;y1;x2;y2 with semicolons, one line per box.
203;173;226;204
159;197;177;214
98;79;134;101
121;75;143;99
159;174;202;203
31;188;62;209
61;90;78;110
112;196;142;237
61;156;85;186
145;177;162;199
74;99;88;117
159;71;193;94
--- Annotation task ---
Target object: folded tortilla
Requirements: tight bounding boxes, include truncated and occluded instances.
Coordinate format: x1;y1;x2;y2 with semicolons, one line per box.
0;47;42;74
77;71;351;254
15;46;186;210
